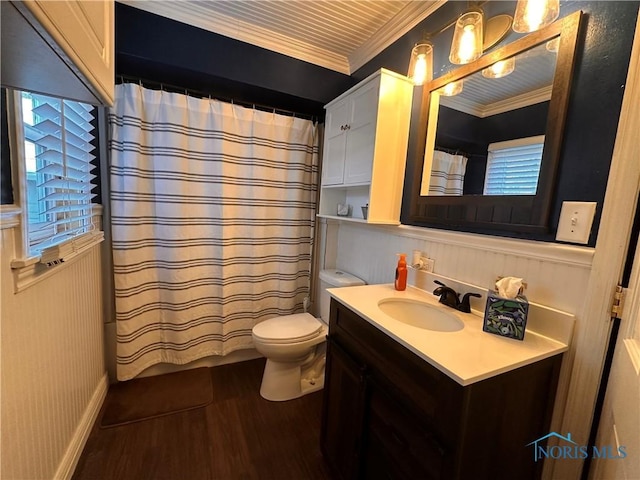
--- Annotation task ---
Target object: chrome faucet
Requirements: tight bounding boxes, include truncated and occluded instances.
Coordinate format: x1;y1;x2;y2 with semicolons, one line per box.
432;280;481;313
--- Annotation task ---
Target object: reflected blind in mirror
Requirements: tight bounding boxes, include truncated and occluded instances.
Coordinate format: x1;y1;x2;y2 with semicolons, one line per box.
483;135;544;195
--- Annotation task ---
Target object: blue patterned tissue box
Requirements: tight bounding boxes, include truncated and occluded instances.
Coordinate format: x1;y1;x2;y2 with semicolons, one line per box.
483;290;529;341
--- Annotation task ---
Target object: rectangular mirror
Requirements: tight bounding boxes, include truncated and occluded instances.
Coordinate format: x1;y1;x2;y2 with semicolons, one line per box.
407;10;582;233
421;40;557;196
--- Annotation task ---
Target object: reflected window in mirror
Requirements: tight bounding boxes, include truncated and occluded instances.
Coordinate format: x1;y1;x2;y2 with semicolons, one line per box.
484;135;544;195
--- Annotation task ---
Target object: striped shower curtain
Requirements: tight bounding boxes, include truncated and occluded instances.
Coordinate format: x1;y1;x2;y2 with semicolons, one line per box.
428;150;468;195
108;84;318;380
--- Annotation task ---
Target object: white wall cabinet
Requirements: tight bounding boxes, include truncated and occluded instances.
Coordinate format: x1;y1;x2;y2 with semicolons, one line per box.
319;69;413;224
2;0;114;106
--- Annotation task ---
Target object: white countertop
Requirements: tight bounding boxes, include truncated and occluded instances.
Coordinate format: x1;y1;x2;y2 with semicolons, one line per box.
327;283;574;386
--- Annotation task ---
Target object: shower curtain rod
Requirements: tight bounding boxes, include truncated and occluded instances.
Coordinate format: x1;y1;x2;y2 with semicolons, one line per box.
435;146;485;158
117;75;319;122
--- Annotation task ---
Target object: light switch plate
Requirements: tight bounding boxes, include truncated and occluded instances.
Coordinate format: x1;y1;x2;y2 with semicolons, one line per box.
556;201;597;244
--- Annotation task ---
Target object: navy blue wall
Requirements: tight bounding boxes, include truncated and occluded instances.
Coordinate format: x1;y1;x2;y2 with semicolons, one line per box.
115;1;638;245
2;1;638;239
115;2;355;117
435;102;549;194
540;1;637;245
373;0;637;244
1;88;13;204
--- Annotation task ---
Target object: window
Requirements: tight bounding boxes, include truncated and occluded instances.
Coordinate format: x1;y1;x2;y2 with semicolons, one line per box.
483;135;545;195
18;91;98;258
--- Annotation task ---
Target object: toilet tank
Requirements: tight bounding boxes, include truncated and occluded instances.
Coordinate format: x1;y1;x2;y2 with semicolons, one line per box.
318;269;365;323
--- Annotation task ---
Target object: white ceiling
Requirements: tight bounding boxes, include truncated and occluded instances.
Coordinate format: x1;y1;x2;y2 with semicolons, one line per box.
440;41;558;117
118;0;446;75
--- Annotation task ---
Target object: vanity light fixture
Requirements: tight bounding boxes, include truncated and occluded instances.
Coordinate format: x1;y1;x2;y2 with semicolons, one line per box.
481;56;516;78
408;2;514;81
439;79;464;96
449;9;514;65
449;8;484;64
513;0;559;33
408;40;434;86
411;0;559;84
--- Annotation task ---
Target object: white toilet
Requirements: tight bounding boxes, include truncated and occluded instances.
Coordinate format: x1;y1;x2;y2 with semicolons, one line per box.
251;269;365;401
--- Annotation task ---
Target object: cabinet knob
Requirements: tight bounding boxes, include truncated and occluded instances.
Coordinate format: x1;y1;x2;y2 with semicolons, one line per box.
345;124;350;130
340;125;344;131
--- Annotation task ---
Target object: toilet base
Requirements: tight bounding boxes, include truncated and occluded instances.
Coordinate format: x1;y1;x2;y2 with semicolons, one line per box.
259;354;325;402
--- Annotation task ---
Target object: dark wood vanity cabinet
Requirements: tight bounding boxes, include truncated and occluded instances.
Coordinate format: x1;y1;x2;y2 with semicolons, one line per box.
321;299;563;480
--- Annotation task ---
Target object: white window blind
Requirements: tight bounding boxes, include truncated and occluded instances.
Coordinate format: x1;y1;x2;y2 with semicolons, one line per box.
20;91;97;256
483;135;545;195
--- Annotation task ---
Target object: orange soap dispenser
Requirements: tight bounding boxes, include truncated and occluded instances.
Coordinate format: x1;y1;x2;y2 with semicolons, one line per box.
395;253;407;291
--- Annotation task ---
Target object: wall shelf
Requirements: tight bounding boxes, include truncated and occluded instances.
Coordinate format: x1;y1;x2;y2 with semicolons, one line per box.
317;214;400;226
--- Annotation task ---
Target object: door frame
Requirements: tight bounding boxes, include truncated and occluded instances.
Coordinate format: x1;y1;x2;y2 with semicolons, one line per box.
589;198;640;479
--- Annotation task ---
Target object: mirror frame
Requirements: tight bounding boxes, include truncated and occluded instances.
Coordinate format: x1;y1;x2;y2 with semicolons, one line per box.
405;10;582;233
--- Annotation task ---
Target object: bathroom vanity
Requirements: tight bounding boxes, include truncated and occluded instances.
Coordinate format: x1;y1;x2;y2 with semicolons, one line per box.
321;285;572;480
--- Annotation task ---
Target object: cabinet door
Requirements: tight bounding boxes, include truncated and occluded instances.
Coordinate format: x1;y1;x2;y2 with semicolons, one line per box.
362;382;447;480
321;338;367;480
343;79;378;185
322;98;350;185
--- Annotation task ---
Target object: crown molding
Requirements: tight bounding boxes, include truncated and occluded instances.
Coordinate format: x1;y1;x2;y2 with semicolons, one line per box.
349;0;447;73
440;85;553;118
120;0;447;75
481;85;553;117
118;1;351;74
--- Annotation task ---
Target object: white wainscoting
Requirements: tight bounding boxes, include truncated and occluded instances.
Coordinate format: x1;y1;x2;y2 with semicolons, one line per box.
329;221;594;315
1;228;106;480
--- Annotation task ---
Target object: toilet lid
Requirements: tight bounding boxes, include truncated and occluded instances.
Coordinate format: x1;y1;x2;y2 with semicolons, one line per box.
252;313;324;344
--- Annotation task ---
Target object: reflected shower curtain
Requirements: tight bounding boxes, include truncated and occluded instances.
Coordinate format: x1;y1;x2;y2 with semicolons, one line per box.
429;150;468;195
109;84;318;380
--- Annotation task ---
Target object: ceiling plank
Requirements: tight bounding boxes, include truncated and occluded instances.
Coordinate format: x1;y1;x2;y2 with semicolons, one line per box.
117;0;445;75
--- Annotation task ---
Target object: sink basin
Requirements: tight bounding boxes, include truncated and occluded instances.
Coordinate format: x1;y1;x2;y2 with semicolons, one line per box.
378;298;464;332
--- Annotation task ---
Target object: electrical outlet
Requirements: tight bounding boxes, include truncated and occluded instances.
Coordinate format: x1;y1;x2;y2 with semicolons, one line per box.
423;257;435;273
556;201;597;244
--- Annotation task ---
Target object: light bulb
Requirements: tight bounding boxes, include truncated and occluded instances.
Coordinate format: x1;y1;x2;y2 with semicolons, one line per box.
513;0;559;33
449;9;484;65
460;25;478;63
408;42;433;86
440;80;464;97
413;55;428;85
482;57;516;79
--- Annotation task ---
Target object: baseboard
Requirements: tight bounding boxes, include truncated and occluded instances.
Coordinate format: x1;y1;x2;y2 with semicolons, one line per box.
54;373;109;480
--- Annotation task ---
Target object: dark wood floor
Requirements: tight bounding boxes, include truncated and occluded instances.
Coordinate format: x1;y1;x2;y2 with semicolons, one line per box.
73;358;333;480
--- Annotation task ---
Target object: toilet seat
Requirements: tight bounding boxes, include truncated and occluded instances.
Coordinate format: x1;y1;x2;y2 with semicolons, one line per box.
252;313;323;344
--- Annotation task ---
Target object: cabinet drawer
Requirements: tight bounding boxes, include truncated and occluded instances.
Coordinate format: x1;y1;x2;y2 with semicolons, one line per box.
330;299;463;445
